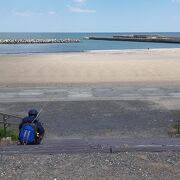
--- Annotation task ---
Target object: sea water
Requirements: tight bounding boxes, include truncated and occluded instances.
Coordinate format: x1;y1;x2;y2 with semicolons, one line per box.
0;32;180;54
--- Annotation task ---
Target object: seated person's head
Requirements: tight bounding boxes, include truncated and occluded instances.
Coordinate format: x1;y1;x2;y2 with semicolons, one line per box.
28;109;38;118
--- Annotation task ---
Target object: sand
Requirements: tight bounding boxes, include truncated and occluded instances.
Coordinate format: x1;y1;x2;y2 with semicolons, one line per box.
0;48;180;87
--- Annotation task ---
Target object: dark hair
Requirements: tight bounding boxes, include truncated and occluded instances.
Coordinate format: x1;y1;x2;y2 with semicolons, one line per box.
28;109;38;117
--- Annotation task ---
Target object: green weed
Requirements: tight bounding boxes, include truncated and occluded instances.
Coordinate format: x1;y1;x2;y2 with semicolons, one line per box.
0;128;18;141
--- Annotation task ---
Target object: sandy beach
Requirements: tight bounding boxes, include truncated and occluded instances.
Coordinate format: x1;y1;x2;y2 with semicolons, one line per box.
0;48;180;87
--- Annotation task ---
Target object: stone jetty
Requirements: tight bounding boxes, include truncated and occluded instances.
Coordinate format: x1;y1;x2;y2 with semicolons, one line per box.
88;35;180;44
0;39;80;44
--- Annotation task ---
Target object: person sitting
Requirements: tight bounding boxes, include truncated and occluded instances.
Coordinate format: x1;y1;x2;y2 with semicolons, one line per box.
19;109;45;145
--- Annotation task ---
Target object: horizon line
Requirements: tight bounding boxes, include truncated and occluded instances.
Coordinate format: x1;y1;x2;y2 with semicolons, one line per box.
0;31;180;33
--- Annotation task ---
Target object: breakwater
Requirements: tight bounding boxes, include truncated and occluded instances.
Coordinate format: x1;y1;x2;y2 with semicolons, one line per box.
88;35;180;44
0;39;80;44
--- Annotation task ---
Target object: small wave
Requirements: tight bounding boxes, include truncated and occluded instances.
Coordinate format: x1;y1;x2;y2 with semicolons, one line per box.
0;50;86;55
88;48;180;54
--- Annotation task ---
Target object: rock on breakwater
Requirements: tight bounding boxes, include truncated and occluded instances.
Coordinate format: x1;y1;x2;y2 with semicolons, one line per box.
0;39;80;44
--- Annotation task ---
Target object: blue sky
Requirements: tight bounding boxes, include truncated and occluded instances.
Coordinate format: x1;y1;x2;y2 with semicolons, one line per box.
0;0;180;32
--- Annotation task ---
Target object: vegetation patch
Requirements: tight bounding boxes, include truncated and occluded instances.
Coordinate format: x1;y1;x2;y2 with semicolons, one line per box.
170;110;180;137
0;128;19;144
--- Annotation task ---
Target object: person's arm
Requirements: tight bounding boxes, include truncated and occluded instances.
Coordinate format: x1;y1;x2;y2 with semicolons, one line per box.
36;121;45;136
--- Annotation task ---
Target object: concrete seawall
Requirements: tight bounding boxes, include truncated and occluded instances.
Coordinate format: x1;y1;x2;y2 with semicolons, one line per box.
0;39;80;44
88;35;180;44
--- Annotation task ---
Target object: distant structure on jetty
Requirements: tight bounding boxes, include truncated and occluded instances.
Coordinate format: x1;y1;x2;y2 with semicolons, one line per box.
0;39;80;45
88;35;180;44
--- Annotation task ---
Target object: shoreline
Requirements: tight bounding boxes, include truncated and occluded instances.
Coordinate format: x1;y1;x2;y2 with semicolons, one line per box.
0;47;180;56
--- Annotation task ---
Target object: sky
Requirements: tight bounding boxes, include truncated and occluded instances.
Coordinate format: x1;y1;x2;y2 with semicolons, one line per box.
0;0;180;32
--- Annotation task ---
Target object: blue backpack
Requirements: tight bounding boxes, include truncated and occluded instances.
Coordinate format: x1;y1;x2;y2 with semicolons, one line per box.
19;123;37;145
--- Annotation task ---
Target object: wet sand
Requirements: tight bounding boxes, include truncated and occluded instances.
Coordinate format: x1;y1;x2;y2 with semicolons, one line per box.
0;48;180;87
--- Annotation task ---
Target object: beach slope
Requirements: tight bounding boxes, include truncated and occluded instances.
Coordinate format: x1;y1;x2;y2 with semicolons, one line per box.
0;49;180;86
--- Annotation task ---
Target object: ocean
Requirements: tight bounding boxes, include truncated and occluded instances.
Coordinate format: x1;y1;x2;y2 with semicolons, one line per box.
0;32;180;54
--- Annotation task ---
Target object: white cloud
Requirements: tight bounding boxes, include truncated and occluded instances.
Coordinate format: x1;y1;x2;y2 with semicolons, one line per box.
48;11;57;15
13;10;57;17
73;0;87;3
67;5;96;13
13;10;36;17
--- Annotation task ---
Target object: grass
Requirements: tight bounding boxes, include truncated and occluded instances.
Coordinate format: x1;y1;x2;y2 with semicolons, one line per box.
0;127;19;141
173;109;180;118
172;110;180;136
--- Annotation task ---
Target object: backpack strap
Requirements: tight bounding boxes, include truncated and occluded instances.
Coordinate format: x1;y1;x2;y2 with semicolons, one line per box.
26;130;31;145
22;130;28;145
